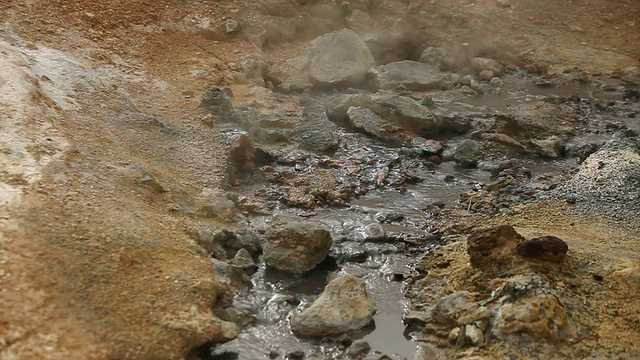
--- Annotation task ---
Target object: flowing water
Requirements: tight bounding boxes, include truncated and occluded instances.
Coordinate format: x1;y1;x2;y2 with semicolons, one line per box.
199;79;634;359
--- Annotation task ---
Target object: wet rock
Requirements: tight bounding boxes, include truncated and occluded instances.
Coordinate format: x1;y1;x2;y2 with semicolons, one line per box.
470;57;503;77
264;221;333;273
347;106;401;138
466;225;525;268
200;87;233;117
516;236;569;263
368;60;443;91
411;137;444;155
414;343;447;360
211;258;250;288
290;274;376;336
530;135;563;158
285;350;305;360
328;92;441;135
454;140;481;167
290;110;339;152
364;223;386;241
348;340;371;357
231;248;258;273
232;228;262;254
481;133;529;153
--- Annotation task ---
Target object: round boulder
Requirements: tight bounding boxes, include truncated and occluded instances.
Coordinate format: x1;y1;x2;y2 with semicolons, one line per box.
264;221;333;273
290;274;376;336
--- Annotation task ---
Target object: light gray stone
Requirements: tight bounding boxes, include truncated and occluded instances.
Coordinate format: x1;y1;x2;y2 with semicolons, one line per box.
290;274;376;336
369;60;443;91
264;221;333;273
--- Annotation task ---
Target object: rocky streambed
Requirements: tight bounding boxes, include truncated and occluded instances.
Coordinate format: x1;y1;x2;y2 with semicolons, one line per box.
188;28;640;360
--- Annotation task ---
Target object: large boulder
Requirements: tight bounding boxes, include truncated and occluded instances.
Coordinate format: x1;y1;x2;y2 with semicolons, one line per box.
368;60;443;91
328;93;460;136
273;29;375;90
264;221;333;273
290;274;376;336
346;106;401;138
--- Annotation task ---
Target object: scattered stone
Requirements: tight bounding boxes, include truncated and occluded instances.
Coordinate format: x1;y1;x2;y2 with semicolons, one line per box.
490;77;504;88
530;135;563;158
200;196;237;220
516;236;569;263
368;60;443;91
419;46;460;70
432;291;474;326
348;340;371;357
620;66;640;83
411;137;444;155
285;350;305;360
263;221;333;273
211;258;250;288
225;19;239;33
290;274;376;336
123;163;165;193
466;225;525;268
464;324;484;346
478;69;494;81
454;140;482;167
470;57;504;76
448;327;461;344
200;87;233;116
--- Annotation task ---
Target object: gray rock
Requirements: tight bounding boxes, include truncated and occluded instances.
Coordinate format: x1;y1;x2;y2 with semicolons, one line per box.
530;135;563;158
226;19;239;33
211;258;250;288
419;47;460;70
454;140;481;167
225;131;256;185
621;66;640;83
233;228;262;254
432;291;474;326
231;248;257;273
264;221;333;273
347;106;401;138
411;137;444;154
307;29;375;86
490;77;504;88
464;324;484;346
329;93;451;136
478;69;494;81
470;57;503;76
200;196;237;220
123;163;165;193
347;339;371;357
290;110;339;152
201;87;233;116
290;274;376;336
368;60;443;91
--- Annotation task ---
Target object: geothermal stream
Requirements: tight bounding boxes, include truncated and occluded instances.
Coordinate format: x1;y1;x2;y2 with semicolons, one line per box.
198;78;635;360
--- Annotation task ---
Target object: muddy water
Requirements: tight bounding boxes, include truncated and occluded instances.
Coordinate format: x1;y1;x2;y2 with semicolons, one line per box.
202;79;633;359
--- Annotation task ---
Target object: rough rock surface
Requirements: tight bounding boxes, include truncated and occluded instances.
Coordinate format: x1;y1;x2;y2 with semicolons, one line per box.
467;225;525;268
368;60;443;91
454;140;482;167
275;28;375;90
516;236;569;263
263;221;333;273
346;106;400;138
328;93;448;135
290;274;376;336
